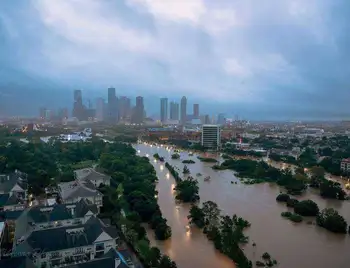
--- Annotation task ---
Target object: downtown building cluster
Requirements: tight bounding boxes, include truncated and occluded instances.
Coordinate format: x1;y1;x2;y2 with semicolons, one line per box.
72;88;145;124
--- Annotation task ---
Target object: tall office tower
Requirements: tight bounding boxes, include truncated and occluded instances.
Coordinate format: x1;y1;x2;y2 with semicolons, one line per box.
96;98;105;122
118;96;131;121
170;101;179;120
132;96;144;124
217;113;226;125
160;98;168;123
72;89;86;120
107;87;118;124
180;96;187;125
39;107;47;119
201;124;221;150
57;108;69;120
193;104;199;118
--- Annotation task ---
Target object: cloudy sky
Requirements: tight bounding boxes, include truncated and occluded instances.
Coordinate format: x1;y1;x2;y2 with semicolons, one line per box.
1;0;350;120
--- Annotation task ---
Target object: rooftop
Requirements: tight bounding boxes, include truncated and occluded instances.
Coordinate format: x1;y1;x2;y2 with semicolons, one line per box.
58;180;102;201
14;216;118;253
0;171;27;193
74;168;111;183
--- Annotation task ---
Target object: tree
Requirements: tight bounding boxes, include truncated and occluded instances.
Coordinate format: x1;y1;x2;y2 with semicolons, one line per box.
316;208;348;234
155;221;172;240
320;181;346;200
294;200;319;216
183;165;190;174
202;201;221;227
276;193;290;202
158;255;177;268
188;205;205;228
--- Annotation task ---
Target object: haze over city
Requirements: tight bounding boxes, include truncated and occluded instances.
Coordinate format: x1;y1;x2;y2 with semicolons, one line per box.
1;0;350;120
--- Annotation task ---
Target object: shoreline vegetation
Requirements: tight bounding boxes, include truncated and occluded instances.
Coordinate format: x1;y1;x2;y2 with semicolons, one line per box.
188;201;277;268
215;158;346;199
197;156;218;163
276;193;349;234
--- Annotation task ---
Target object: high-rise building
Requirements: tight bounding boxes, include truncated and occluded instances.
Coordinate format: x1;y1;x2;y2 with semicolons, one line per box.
96;98;105;122
72;89;86;120
107;87;118;124
118;96;131;121
193;104;199;118
160;98;168;123
39;107;47;119
217;113;226;125
132;96;144;124
201;124;221;150
170;101;179;120
180;96;187;125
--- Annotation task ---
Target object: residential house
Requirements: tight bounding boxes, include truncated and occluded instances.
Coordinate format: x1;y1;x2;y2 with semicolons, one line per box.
13;216;120;268
0;194;26;212
0;170;28;200
14;199;98;243
65;248;133;268
340;158;350;172
57;180;103;211
74;168;111;187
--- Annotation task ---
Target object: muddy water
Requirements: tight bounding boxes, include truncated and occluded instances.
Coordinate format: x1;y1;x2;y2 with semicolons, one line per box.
135;144;350;268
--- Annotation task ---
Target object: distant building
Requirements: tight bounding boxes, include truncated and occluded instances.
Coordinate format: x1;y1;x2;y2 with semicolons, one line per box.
118;96;131;121
95;98;105;122
72;90;86;121
217;113;226;125
107;87;118;124
340;158;350;172
180;96;187;125
200;114;211;124
170;101;179;120
160;98;168;123
193;104;199;118
201;124;221;150
132;96;144;124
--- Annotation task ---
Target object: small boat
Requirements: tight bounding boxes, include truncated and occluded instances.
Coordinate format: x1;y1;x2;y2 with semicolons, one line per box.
196;173;202;177
204;176;211;181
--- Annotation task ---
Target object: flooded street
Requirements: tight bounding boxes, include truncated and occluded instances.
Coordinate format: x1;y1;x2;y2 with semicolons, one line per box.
134;143;350;268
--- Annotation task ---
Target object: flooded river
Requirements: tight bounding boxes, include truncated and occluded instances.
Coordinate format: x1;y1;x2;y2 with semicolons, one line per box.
134;143;350;268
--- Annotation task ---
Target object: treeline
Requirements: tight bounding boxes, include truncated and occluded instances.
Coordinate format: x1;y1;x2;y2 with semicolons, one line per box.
98;143;176;268
165;162;199;202
188;201;277;268
276;194;349;234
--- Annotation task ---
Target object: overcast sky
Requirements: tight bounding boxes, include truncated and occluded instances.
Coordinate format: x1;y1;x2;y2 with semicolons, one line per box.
1;0;350;120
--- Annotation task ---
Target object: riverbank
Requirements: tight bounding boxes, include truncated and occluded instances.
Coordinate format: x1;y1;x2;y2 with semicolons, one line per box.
135;143;350;268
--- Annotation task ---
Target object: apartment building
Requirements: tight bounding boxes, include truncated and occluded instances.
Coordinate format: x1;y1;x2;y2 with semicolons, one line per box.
201;124;221;150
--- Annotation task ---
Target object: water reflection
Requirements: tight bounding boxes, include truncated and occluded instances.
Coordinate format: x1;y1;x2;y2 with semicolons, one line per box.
160;165;164;171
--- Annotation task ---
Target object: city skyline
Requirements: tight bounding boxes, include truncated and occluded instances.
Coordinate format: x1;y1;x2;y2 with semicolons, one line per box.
2;1;350;120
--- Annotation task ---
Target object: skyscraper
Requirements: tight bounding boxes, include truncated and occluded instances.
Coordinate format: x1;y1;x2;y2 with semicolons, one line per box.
193;104;199;118
118;96;131;121
96;98;105;122
132;96;144;124
107;87;118;124
160;98;168;123
170;101;179;120
72;89;86;120
180;96;187;125
217;113;226;125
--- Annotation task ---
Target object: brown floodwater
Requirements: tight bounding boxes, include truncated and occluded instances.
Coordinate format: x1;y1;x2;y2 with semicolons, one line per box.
134;143;350;268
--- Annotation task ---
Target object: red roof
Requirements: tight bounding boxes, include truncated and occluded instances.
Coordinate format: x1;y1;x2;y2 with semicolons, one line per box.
341;158;350;163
